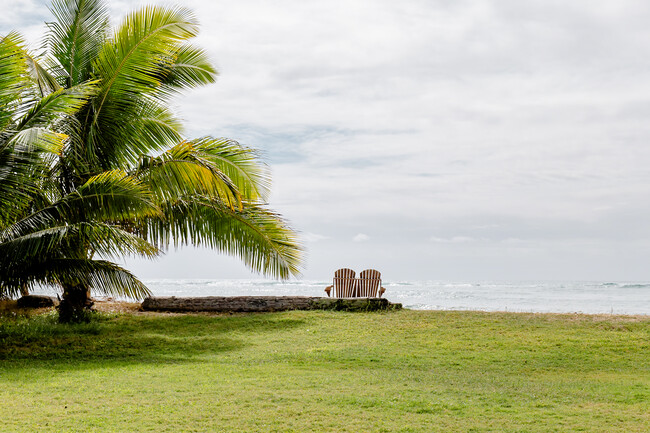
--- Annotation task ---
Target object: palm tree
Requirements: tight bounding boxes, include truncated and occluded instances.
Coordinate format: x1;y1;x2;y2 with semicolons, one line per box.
0;0;302;322
0;32;163;319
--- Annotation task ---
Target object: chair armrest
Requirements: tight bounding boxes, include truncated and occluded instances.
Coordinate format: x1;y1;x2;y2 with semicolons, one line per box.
379;287;386;298
324;285;333;297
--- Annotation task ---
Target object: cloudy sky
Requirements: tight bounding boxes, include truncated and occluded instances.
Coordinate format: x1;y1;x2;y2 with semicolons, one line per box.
4;0;650;281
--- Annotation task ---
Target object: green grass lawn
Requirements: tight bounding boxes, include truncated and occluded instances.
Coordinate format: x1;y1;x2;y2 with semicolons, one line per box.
1;308;649;432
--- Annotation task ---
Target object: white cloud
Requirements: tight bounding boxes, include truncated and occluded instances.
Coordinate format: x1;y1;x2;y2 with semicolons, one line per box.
352;233;370;243
501;238;525;245
302;232;329;242
430;236;476;244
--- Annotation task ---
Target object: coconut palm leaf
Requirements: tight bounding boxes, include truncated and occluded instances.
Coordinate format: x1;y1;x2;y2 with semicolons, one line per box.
144;199;302;279
160;43;216;91
137;101;185;150
0;32;30;130
0;222;159;267
25;53;63;96
85;100;185;172
47;0;109;87
0;37;74;229
0;81;96;203
2;170;160;242
1;82;96;203
135;140;243;209
0;143;44;228
2;258;151;299
14;81;96;132
188;137;272;202
86;6;203;168
69;170;160;220
6;127;65;155
0;127;65;228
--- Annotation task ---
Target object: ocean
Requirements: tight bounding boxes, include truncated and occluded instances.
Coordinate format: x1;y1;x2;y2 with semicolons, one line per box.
32;279;650;315
134;279;650;315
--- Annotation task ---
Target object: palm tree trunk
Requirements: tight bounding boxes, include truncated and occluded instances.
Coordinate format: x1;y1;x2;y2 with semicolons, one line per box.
58;283;93;323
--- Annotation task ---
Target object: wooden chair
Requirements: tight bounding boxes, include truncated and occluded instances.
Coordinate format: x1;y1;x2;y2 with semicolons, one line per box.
324;268;357;297
358;269;386;298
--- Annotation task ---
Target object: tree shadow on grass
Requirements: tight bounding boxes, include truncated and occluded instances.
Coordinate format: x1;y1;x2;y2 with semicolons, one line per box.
0;311;306;371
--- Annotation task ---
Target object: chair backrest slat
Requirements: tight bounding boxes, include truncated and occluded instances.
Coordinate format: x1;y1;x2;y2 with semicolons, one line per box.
333;268;356;297
359;269;381;297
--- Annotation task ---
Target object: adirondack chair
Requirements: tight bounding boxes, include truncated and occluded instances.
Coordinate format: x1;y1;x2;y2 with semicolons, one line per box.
358;269;386;298
324;268;358;297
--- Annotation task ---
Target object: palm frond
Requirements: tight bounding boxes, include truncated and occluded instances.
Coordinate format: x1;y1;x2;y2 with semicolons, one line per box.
0;32;30;130
60;169;161;224
189;137;271;201
86;6;207;168
138;101;185;149
3;170;160;241
15;81;96;131
47;0;110;86
0;222;159;267
93;4;199;112
1;258;151;299
88;100;184;171
160;43;217;92
0;139;46;229
135;140;243;209
25;53;62;95
7;127;65;155
52;110;94;184
144;199;303;279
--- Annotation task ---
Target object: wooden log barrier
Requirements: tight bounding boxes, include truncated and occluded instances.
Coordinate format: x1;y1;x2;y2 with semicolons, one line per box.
141;296;402;313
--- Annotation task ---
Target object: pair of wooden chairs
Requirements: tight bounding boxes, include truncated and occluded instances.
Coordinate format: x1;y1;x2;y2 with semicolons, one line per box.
324;268;386;298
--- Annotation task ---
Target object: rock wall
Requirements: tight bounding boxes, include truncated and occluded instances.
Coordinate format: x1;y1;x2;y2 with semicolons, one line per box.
17;295;59;308
141;296;402;313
